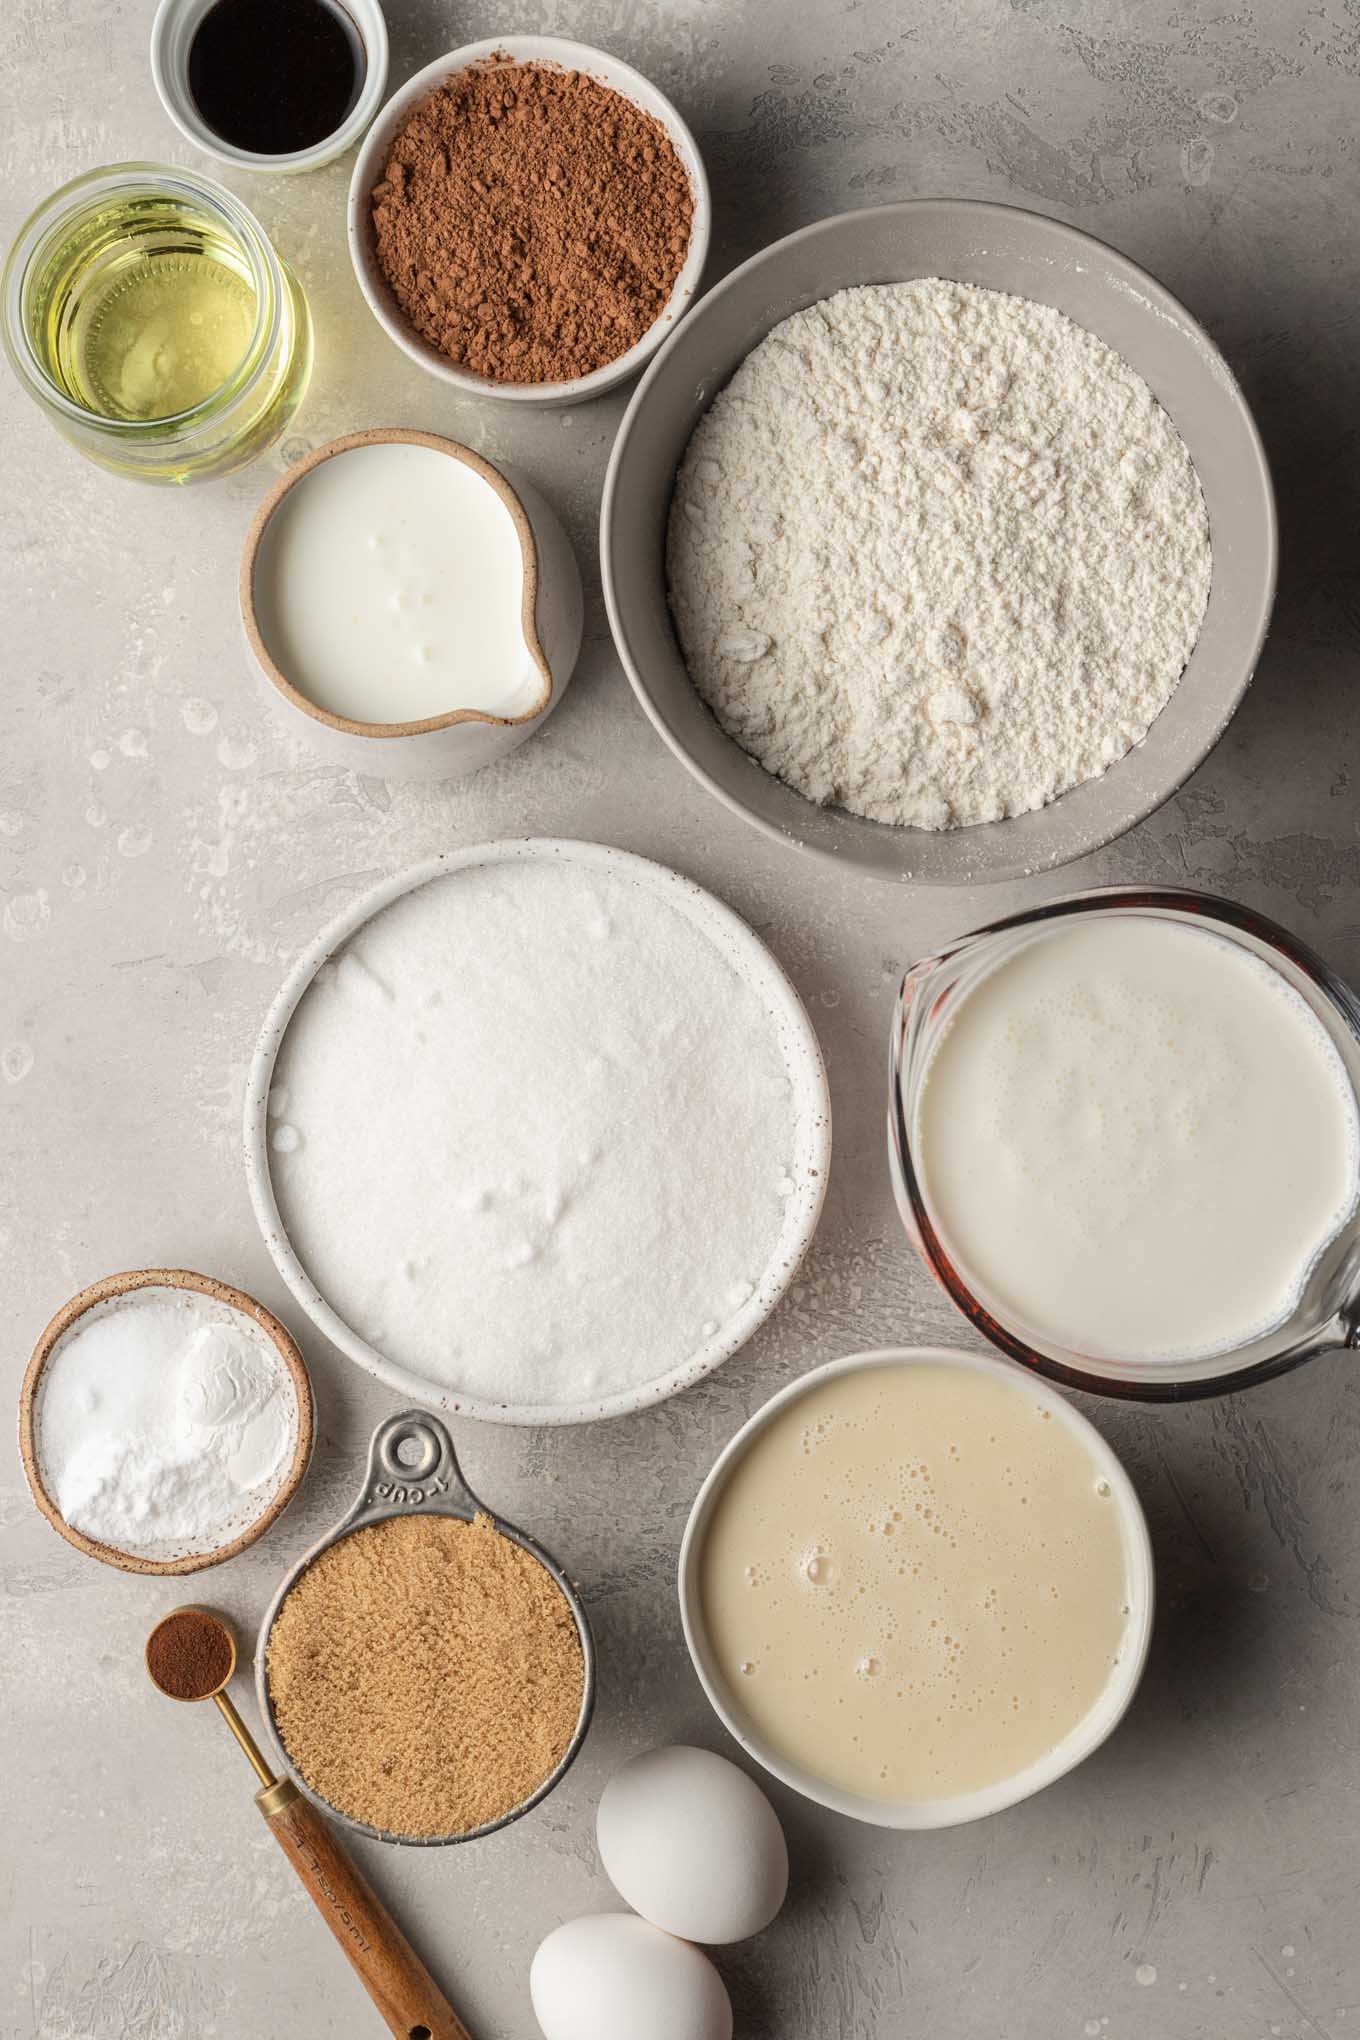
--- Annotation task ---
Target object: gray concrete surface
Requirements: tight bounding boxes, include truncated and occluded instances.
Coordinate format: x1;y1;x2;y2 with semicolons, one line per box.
3;1;1358;2034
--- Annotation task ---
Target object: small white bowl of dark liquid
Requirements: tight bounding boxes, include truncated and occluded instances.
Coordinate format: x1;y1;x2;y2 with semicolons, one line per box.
151;0;388;175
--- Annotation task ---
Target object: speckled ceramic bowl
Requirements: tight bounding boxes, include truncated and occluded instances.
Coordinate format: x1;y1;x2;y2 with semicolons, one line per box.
19;1268;314;1575
243;839;832;1424
602;198;1278;884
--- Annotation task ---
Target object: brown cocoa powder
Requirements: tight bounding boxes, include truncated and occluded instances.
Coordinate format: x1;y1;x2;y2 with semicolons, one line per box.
370;59;694;385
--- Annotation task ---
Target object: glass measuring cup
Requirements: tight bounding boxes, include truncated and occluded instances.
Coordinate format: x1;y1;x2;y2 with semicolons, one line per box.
889;886;1360;1401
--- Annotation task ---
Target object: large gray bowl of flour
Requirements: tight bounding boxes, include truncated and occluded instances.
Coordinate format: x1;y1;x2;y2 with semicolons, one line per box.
601;199;1277;885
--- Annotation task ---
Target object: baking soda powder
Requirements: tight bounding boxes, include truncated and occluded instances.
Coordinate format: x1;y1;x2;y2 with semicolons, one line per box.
36;1288;297;1559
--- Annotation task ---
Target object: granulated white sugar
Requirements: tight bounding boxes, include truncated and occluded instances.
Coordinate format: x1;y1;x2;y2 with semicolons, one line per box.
267;859;812;1410
37;1287;297;1559
668;278;1212;830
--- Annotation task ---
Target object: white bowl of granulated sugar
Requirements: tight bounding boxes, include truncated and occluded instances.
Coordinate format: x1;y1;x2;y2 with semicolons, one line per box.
244;839;831;1425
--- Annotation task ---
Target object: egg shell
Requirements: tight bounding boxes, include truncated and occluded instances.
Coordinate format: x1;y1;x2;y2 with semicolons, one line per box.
596;1743;789;1943
530;1912;733;2040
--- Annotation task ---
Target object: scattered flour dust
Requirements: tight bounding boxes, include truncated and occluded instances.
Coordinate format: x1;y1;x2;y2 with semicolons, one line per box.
668;278;1213;829
268;859;809;1409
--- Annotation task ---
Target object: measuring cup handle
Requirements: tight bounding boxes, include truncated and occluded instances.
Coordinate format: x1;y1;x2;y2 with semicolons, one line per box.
357;1411;482;1519
258;1780;474;2040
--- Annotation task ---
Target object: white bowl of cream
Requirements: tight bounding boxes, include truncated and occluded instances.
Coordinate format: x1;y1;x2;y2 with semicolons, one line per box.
240;429;583;780
679;1346;1154;1829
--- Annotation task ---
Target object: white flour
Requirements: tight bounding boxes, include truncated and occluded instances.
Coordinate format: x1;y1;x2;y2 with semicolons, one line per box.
668;279;1213;830
36;1288;297;1559
268;859;809;1412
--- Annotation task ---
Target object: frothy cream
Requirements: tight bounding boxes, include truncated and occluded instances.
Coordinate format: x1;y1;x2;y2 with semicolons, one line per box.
698;1361;1135;1805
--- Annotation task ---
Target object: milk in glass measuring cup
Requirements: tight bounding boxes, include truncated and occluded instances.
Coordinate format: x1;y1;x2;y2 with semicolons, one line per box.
890;887;1360;1400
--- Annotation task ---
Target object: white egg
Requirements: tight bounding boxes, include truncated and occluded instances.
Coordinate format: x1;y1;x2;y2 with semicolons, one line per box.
530;1913;732;2040
597;1744;789;1944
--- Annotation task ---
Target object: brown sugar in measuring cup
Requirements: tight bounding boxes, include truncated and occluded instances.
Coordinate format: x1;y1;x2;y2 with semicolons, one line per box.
266;1511;584;1837
256;1410;596;1845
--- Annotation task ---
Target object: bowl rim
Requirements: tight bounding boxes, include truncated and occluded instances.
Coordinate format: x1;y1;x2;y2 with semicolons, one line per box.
601;195;1280;885
239;427;553;738
346;34;712;403
149;0;391;173
243;837;832;1425
18;1267;315;1575
677;1343;1155;1829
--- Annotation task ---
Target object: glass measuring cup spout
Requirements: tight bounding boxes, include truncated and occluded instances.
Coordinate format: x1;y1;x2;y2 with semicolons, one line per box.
888;884;1360;1402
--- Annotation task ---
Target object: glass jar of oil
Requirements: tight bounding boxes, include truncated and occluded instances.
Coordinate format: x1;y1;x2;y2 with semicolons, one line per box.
2;163;312;483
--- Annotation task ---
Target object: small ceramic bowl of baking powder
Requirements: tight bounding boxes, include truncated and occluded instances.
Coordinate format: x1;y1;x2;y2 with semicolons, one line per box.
240;428;583;780
19;1268;314;1576
347;36;710;405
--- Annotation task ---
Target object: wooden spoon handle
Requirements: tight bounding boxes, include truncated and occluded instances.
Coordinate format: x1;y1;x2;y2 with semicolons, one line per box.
257;1779;473;2040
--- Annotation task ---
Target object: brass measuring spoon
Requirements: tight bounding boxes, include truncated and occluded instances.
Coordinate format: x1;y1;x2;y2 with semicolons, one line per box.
145;1605;473;2040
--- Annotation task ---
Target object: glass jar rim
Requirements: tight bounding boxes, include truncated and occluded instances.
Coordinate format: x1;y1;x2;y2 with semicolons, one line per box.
1;160;285;435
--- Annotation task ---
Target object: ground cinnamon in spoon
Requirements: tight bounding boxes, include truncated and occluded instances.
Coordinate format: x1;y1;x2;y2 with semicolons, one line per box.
265;1512;585;1838
146;1607;234;1701
370;58;693;385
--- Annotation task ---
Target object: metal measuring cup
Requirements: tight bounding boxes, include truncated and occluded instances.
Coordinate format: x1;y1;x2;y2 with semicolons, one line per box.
254;1410;596;1845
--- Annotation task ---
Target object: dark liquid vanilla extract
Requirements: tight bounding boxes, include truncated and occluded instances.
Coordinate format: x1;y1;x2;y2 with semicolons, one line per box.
188;0;365;156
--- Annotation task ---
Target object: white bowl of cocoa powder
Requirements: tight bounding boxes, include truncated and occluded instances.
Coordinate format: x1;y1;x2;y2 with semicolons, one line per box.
347;36;710;404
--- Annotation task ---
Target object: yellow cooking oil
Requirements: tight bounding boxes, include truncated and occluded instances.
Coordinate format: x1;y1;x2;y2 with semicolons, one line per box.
36;192;258;422
6;167;311;482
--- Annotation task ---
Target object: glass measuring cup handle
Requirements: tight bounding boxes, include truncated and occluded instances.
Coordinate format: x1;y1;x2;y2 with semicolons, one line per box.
356;1411;484;1521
